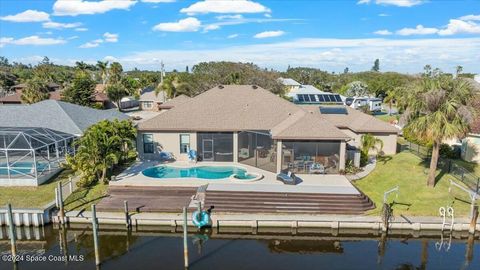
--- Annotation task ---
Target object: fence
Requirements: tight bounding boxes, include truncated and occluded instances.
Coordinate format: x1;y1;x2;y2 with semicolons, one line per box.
398;140;480;193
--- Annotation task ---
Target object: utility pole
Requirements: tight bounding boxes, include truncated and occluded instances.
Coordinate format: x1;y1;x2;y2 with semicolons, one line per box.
160;61;165;84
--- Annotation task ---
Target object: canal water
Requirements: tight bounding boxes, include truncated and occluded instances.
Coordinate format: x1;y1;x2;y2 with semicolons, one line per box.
0;225;479;270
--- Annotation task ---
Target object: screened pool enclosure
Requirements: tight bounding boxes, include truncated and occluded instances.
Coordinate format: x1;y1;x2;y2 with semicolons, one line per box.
0;127;76;186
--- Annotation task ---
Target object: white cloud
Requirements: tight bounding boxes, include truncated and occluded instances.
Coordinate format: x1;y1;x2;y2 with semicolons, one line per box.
141;0;176;2
53;0;137;16
216;14;243;20
153;17;202;32
79;32;118;48
358;0;425;7
396;25;438;35
96;37;480;73
79;42;100;48
103;32;119;42
42;21;82;29
459;14;480;21
180;0;270;15
75;27;88;32
227;34;239;38
254;30;285;38
0;36;66;47
0;10;50;22
378;13;390;17
437;19;480;36
374;30;393;35
264;13;272;18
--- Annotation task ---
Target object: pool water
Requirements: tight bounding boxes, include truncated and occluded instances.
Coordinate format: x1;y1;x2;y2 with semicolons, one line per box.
142;165;255;180
0;162;48;175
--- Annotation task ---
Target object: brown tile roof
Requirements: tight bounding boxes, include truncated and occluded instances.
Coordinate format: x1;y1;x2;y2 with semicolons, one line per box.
139;85;349;140
301;105;399;133
0;89;109;103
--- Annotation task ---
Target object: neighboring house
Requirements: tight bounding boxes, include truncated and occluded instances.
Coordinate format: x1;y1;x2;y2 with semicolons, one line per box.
0;100;129;136
0;83;113;108
279;78;344;105
278;77;301;93
139;87;168;111
461;78;480;163
0;100;129;186
137;85;397;175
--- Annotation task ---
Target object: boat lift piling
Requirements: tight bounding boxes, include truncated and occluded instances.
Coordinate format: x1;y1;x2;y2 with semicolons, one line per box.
91;204;101;266
183;206;189;269
6;203;17;265
57;181;65;224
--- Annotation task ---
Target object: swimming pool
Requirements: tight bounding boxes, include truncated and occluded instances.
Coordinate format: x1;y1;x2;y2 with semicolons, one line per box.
0;162;48;175
142;165;257;180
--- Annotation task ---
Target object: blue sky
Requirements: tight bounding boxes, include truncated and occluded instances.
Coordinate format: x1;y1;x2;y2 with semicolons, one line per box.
1;0;479;73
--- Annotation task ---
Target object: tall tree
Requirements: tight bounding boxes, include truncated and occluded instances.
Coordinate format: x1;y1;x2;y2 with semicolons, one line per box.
106;83;127;110
109;62;123;85
21;78;49;104
371;59;380;72
61;71;95;106
97;61;109;86
403;71;475;187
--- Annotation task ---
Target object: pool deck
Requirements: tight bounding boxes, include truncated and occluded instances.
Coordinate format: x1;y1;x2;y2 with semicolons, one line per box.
111;160;359;195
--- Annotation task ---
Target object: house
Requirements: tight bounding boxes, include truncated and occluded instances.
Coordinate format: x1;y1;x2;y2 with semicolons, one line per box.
279;78;344;105
137;85;397;175
461;79;480;163
139;87;168;111
0;100;129;186
301;105;399;155
278;77;301;93
158;94;191;111
0;83;113;108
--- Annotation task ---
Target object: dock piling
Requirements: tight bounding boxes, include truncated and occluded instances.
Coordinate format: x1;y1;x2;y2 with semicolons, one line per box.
183;206;189;269
57;182;65;224
124;200;130;228
6;204;17;264
91;204;100;266
469;206;478;234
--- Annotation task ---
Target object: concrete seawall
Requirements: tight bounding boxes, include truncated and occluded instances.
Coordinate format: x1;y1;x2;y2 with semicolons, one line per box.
53;211;480;233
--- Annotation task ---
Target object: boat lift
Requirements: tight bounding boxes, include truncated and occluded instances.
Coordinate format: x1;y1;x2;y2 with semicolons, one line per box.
448;179;479;219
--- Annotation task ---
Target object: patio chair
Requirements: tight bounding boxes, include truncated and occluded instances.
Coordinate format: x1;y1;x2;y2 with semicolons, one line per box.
159;151;175;161
309;163;326;174
188;149;197;163
277;171;298;185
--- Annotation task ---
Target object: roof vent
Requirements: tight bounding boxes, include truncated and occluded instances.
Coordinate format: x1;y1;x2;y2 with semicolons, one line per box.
252;85;258;89
218;85;224;89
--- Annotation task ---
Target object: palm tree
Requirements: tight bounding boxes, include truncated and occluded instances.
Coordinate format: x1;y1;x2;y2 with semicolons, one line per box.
361;133;384;156
96;61;109;86
383;89;396;116
109;62;123;85
403;73;474;187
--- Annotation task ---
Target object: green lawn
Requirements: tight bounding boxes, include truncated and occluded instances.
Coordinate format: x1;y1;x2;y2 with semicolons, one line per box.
354;152;475;217
0;169;74;208
375;114;398;123
64;182;109;212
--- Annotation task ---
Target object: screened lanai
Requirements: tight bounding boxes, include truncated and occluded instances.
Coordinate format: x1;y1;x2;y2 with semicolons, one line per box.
0;127;76;186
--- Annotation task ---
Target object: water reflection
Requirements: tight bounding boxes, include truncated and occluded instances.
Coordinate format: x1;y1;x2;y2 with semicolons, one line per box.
0;225;478;270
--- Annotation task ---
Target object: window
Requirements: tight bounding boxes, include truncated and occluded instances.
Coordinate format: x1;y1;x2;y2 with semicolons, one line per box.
143;101;154;109
143;134;154;154
180;134;190;153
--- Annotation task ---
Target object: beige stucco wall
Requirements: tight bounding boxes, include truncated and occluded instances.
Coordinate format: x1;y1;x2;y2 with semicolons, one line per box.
137;131;197;161
462;134;480;163
340;128;397;155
